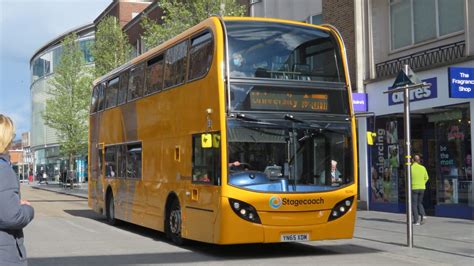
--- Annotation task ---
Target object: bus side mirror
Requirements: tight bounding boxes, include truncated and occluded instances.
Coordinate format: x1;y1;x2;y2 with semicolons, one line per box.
367;131;376;145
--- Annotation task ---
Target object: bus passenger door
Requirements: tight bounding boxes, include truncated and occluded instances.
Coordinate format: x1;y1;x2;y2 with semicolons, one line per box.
184;133;221;242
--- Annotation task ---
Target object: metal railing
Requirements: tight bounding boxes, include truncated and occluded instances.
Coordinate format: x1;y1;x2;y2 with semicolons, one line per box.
375;41;465;78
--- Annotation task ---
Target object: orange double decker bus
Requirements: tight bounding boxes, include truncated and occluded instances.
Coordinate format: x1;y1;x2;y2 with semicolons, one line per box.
89;16;358;245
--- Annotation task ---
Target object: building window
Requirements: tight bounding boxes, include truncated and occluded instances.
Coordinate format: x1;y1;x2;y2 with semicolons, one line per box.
309;14;322;25
80;39;94;63
390;0;465;50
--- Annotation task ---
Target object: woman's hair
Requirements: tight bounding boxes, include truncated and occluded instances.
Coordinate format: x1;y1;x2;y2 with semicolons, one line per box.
0;114;15;153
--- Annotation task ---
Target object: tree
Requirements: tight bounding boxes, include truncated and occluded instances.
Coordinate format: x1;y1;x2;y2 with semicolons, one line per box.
142;0;245;49
92;16;132;77
43;33;93;171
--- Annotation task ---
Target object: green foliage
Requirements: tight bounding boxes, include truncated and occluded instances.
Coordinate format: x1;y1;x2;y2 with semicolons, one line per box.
42;33;93;166
92;16;132;77
142;0;245;49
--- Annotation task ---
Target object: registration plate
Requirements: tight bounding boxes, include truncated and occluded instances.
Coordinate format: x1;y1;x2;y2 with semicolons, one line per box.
280;233;310;242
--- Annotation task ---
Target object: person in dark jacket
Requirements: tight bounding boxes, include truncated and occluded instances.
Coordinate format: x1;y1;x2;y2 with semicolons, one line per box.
0;114;35;265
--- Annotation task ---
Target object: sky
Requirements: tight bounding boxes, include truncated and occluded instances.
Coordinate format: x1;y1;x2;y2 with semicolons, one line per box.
0;0;112;140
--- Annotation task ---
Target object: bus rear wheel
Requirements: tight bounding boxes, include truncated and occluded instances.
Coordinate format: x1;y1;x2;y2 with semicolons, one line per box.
166;198;185;245
106;193;119;225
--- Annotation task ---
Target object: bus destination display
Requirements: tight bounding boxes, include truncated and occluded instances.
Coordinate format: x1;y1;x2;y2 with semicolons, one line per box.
250;89;329;112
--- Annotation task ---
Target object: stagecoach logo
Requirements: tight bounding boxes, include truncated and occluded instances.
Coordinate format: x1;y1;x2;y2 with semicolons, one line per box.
269;196;282;209
269;195;325;209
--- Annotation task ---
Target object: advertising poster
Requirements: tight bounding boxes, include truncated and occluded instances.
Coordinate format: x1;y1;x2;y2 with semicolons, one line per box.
371;119;400;203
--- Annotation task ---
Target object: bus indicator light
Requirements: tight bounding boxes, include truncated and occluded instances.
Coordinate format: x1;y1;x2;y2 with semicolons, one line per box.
229;198;261;224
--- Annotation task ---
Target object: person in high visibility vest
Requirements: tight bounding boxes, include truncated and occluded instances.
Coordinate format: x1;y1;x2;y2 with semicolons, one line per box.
411;154;429;225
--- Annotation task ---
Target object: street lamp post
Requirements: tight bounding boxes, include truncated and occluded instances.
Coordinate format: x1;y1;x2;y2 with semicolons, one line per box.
384;64;431;248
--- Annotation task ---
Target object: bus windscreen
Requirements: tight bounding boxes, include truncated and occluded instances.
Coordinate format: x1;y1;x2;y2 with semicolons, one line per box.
225;20;346;83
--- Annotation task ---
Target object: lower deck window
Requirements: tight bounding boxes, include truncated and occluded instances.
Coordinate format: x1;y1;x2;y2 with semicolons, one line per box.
192;133;221;184
104;142;142;179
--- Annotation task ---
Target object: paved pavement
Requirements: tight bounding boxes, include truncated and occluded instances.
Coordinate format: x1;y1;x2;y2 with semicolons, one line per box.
29;181;88;198
28;182;474;265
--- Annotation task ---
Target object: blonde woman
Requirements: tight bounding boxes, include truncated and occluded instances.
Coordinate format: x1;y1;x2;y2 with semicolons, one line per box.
0;114;35;265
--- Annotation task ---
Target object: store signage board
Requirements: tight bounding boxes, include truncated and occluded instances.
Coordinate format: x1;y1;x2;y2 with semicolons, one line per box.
352;93;367;112
449;67;474;98
388;77;437;105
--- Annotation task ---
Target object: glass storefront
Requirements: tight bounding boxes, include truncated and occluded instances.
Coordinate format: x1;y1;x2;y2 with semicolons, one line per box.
369;104;473;219
432;108;472;217
34;146;87;183
31;37;94;83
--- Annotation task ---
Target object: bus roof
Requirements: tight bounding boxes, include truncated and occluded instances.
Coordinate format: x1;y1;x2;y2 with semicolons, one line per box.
93;16;336;86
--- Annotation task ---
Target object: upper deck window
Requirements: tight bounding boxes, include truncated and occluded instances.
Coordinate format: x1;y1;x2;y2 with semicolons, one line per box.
91;85;99;113
188;31;214;81
164;41;188;89
146;54;164;95
225;21;345;83
128;64;145;101
105;77;119;109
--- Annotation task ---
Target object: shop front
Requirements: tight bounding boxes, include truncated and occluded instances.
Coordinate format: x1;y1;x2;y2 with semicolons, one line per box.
365;63;473;219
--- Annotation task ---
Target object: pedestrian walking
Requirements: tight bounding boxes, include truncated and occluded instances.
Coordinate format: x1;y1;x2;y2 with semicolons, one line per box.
0;114;35;265
411;154;429;225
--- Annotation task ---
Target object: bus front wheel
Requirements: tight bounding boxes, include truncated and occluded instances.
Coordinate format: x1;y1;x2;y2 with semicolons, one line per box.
166;198;185;245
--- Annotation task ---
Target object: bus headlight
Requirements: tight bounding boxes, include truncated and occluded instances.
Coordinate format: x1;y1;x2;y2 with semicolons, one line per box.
328;196;354;221
229;198;261;224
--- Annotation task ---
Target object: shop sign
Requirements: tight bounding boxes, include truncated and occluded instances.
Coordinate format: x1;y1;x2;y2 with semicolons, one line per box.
449;67;474;98
388;77;437;105
352;93;367;112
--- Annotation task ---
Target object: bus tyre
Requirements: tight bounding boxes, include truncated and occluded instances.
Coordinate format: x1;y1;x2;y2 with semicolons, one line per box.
166;198;185;245
106;193;119;226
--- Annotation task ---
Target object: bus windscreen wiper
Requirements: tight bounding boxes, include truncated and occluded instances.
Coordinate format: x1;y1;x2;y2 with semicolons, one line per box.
233;113;276;126
284;114;345;134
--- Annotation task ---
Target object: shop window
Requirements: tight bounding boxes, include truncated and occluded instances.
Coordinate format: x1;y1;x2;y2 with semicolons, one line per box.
434;108;471;206
369;117;402;204
145;54;164;94
105;77;119;109
105;146;117;178
128;64;145;101
192;133;221;184
126;143;142;179
164;41;188;89
188;31;213;81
